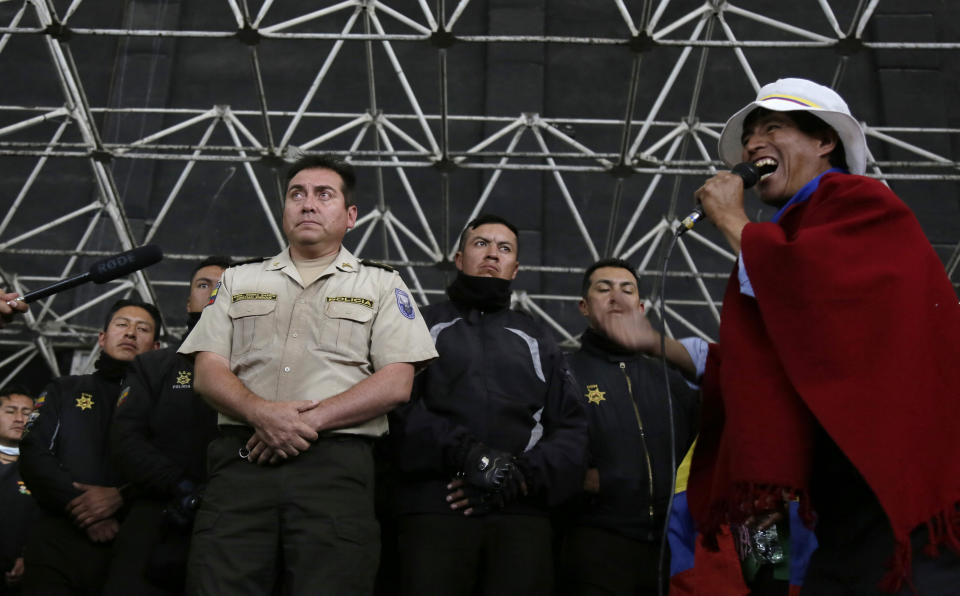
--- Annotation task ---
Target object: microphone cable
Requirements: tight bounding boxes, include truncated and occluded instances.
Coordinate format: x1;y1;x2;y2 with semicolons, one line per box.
655;162;764;594
655;228;683;596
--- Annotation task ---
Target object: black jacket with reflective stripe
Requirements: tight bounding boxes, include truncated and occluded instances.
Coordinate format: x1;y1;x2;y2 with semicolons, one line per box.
389;300;588;516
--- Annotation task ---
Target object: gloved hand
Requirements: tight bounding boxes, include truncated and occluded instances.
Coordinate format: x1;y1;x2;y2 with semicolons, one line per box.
446;480;505;516
162;478;202;531
461;443;516;491
498;464;526;503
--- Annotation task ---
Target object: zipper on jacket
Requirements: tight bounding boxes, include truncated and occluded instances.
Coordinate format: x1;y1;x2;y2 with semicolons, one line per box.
620;361;656;520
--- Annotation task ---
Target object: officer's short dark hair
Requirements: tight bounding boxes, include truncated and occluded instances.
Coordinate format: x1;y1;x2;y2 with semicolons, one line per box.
581;258;641;297
742;107;848;170
103;299;162;342
457;214;520;255
0;384;33;404
284;155;357;207
191;256;232;280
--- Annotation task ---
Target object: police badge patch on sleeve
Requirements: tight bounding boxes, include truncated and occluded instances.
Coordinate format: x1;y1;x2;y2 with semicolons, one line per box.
206;280;221;306
395;288;415;320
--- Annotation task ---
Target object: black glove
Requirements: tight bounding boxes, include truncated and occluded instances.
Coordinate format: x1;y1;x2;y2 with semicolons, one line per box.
462;443;516;491
162;478;202;531
498;464;526;504
454;484;506;516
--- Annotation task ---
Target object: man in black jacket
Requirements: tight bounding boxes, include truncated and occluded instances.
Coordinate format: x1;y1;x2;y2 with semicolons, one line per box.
0;386;36;595
559;258;699;595
18;298;161;596
389;214;588;595
103;257;228;595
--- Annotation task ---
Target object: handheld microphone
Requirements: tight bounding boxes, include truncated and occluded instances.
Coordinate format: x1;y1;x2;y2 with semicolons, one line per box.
18;244;164;303
676;162;761;236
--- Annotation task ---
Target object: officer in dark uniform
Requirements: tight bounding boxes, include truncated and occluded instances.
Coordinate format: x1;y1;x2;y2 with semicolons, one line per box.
388;214;588;595
559;259;698;596
0;386;36;596
18;298;161;596
103;258;229;596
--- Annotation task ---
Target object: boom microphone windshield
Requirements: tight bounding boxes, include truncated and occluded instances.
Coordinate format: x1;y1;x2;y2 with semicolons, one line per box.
19;244;164;303
88;244;163;283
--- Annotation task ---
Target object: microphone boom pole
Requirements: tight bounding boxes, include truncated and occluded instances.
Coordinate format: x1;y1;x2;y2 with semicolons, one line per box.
17;245;164;304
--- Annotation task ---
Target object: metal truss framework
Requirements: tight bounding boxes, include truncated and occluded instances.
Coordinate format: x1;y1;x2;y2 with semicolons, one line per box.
1;0;959;383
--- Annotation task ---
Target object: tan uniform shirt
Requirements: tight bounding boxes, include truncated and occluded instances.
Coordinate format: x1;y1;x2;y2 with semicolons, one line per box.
179;245;438;435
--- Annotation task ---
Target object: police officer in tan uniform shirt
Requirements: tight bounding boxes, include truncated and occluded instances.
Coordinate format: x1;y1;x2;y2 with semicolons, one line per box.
179;155;437;596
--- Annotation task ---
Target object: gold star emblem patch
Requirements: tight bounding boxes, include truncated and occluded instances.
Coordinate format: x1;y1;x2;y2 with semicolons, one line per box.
585;384;606;405
76;393;94;411
176;370;192;385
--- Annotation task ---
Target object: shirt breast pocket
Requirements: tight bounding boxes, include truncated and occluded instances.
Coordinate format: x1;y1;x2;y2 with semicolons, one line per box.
228;300;277;356
317;301;373;363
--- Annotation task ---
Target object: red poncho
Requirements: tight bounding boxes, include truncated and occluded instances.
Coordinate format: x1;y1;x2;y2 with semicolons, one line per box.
687;172;960;591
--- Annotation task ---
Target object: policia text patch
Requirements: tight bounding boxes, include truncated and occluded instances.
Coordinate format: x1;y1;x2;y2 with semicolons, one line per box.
326;296;374;309
232;292;278;303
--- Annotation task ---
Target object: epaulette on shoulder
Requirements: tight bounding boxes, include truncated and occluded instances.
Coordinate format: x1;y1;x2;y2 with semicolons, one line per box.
231;256;272;267
361;259;396;272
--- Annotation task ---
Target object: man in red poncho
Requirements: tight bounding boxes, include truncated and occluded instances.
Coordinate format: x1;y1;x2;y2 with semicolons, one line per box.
684;77;960;594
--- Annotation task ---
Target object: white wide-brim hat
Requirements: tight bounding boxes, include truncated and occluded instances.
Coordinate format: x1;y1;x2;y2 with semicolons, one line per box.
717;78;867;175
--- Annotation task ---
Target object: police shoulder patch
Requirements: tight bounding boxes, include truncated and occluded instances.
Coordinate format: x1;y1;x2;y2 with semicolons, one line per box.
394;288;416;320
206;281;221;307
361;259;395;273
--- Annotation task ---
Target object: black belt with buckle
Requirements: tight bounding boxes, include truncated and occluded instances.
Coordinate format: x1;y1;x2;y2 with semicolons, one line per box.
218;424;376;460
